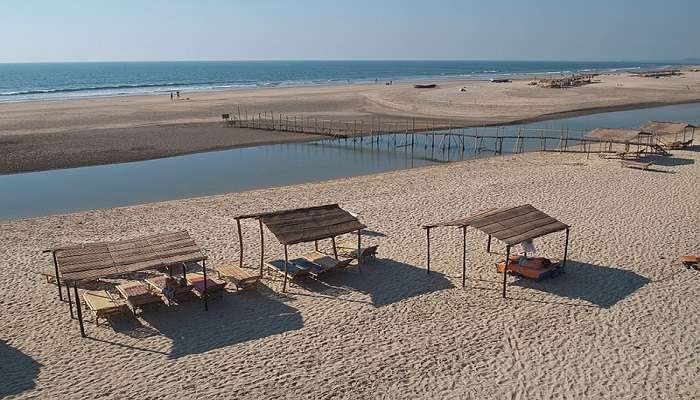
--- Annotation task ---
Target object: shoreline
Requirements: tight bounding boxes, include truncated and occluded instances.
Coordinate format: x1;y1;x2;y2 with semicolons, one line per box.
2;63;683;105
2;69;699;174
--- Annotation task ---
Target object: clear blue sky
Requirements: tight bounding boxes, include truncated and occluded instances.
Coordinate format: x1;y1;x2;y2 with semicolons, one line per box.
1;0;698;62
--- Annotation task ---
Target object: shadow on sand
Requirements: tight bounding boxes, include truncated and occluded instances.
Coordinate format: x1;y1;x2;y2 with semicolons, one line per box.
639;154;695;167
510;260;650;309
130;287;304;359
0;340;41;398
300;258;454;307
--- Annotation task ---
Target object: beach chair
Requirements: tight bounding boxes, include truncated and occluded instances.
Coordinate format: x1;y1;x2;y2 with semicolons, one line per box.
620;160;654;170
302;251;353;273
216;264;260;291
186;272;227;299
144;275;191;305
116;281;163;313
83;290;126;326
496;255;562;281
266;259;312;281
340;245;379;263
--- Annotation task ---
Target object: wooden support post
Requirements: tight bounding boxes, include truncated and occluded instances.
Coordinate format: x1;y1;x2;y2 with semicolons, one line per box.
66;281;74;319
426;227;431;274
487;235;492;253
203;259;208;311
562;228;570;269
236;218;244;267
259;219;265;276
74;283;85;337
52;251;62;300
357;229;362;266
314;240;319;252
331;237;338;260
503;245;511;298
282;245;289;292
462;226;467;288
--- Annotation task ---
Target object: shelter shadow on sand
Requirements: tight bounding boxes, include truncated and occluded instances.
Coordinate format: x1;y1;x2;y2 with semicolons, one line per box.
0;340;41;399
320;258;454;307
510;260;650;309
639;154;695;166
141;289;303;359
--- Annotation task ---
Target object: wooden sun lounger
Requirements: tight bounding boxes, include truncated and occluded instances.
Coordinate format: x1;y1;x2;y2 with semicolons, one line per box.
216;264;260;291
116;281;163;312
302;251;353;272
186;272;227;299
620;160;654;170
661;139;693;150
144;275;191;304
83;290;126;326
266;259;312;280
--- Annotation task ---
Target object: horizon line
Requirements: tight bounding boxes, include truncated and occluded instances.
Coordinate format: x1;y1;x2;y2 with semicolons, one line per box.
0;58;691;65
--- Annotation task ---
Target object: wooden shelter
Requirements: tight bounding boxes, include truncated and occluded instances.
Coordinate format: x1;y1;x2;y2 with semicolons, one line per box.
584;128;649;143
641;121;696;144
44;231;207;337
422;204;570;297
234;204;366;292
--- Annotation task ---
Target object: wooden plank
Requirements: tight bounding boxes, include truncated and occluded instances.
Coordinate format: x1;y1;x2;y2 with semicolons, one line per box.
478;211;549;235
267;214;357;236
501;221;568;245
275;221;366;244
494;217;559;241
468;205;535;228
113;246;202;265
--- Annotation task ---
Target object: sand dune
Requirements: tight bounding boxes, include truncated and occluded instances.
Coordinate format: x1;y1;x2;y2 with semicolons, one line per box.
1;149;698;399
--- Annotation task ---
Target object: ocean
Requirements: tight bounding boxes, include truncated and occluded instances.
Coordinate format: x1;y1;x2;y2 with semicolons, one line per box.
0;60;674;102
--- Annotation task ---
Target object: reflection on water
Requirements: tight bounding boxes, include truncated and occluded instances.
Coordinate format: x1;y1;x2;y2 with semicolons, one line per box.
0;103;698;219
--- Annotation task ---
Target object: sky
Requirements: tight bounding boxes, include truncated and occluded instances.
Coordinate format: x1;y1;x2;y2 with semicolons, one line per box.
1;0;698;63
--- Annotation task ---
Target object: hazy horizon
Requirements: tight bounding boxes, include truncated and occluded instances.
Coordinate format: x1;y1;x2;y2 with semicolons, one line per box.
2;0;698;63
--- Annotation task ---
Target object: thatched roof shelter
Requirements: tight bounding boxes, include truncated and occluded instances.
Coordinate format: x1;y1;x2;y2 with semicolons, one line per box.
422;204;570;297
641;121;696;142
235;204;366;291
44;231;208;337
584;128;649;143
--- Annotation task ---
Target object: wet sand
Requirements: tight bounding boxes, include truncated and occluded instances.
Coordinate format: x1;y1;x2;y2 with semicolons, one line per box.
1;70;700;174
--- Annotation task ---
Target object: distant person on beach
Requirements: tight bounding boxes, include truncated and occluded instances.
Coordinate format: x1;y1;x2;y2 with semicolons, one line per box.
170;92;173;100
176;90;180;99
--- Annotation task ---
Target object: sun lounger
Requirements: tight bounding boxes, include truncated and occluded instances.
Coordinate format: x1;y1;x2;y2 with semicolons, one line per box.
302;251;353;272
496;255;562;281
266;259;312;280
116;281;163;312
216;264;260;291
144;275;191;304
660;139;693;150
186;272;227;299
340;245;379;262
83;290;126;326
620;160;654;170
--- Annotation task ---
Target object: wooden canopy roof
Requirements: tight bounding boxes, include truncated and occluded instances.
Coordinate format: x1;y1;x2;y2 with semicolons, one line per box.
238;204;366;245
584;128;649;142
423;204;568;246
48;231;206;282
641;121;696;135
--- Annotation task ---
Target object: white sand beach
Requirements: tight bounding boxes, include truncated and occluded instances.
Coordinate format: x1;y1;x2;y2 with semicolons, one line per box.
2;149;698;399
